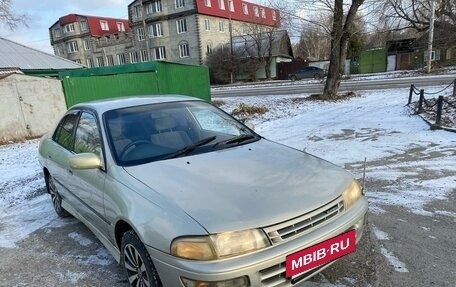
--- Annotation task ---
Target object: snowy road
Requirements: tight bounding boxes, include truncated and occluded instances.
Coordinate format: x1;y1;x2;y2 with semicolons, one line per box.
1;85;455;286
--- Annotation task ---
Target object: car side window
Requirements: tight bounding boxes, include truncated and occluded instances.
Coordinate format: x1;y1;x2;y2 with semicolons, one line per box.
53;112;79;150
74;112;102;156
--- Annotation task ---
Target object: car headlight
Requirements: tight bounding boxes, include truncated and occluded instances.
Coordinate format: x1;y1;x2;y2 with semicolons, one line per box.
342;180;362;210
171;229;270;260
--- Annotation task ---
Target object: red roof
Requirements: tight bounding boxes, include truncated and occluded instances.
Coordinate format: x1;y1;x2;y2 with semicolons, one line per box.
196;0;280;27
58;14;131;37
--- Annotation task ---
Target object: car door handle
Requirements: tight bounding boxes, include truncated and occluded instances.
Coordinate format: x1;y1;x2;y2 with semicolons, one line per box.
68;169;73;175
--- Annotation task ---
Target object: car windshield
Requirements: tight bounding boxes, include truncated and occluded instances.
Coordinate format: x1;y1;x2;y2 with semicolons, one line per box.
104;100;259;166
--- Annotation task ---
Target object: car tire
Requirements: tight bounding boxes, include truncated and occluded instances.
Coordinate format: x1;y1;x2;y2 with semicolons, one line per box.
121;230;162;287
46;173;70;218
290;75;297;81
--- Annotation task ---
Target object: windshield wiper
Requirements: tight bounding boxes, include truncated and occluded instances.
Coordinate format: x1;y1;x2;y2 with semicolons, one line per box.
213;134;256;148
163;136;217;160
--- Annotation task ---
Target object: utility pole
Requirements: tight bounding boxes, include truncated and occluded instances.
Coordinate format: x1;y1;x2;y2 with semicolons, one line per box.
426;0;436;73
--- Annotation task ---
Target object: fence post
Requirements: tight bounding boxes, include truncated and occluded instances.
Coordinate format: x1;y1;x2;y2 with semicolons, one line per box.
417;89;425;114
408;84;414;105
435;96;444;126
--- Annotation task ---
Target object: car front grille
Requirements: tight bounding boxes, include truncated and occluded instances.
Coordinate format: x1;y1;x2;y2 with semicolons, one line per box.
259;261;331;287
263;197;344;245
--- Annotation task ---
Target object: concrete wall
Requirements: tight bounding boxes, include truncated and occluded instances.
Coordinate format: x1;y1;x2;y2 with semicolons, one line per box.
0;74;66;143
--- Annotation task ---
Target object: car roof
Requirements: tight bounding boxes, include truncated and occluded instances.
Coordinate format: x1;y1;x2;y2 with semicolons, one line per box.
70;95;203;114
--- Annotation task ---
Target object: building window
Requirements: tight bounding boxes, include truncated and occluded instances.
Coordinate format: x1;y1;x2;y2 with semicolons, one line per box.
146;0;162;14
67;41;78;53
219;21;225;32
137;27;145;41
117;22;125;32
272;10;277;21
204;0;211;7
64;23;75;33
80;21;88;32
134;5;142;17
100;20;109;31
175;0;184;8
228;0;234;12
218;0;225;10
176;18;187;34
148;23;163;37
117;53;127;65
152;46;166;60
242;24;248;34
97;56;105;67
242;3;248;14
74;59;81;64
106;55;114;66
260;8;266;18
253;6;259;17
179;41;190;58
206;42;213;55
56;44;64;56
53;28;62;38
204;19;211;31
83;39;90;50
129;51;139;63
140;50;149;62
87;58;94;68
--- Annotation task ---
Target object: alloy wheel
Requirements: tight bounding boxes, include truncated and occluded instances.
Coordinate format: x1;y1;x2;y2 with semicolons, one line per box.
124;244;150;287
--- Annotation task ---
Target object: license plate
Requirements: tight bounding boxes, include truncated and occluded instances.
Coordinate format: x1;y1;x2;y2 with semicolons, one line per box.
286;230;356;278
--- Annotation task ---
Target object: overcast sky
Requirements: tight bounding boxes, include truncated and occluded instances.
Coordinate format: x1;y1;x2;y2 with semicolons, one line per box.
0;0;264;55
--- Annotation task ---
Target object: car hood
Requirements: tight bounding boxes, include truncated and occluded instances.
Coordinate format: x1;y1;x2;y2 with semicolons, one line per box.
124;139;354;234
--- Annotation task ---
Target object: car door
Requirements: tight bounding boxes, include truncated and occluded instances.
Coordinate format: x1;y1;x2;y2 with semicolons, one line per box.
46;110;81;210
71;111;110;234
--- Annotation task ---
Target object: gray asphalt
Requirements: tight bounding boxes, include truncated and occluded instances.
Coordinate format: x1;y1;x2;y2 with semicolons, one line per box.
212;75;456;97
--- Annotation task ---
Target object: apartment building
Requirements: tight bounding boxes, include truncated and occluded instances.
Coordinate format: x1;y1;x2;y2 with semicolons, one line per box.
128;0;280;65
49;14;134;67
49;1;280;67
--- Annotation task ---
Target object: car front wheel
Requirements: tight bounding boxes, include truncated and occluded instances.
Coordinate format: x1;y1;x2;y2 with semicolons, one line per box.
121;230;162;287
290;75;297;81
314;73;322;80
46;173;70;218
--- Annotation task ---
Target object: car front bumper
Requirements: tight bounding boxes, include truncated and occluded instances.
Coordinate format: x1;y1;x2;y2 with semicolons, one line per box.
146;197;368;287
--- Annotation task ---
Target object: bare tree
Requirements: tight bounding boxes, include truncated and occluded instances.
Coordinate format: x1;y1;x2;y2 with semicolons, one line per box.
205;46;241;84
294;13;332;61
235;24;276;80
0;0;27;30
323;0;365;99
382;0;456;49
384;0;455;32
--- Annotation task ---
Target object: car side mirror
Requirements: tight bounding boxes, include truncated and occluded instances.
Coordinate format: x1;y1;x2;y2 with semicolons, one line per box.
69;153;102;170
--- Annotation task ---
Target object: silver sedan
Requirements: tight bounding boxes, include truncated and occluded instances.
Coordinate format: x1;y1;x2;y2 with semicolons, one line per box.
38;95;368;287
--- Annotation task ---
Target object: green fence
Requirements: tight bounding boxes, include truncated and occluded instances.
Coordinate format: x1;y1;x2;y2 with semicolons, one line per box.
59;62;210;108
358;49;387;74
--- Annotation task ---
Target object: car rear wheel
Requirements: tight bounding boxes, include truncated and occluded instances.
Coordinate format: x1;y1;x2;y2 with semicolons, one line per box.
121;230;162;287
46;173;70;218
290;75;298;81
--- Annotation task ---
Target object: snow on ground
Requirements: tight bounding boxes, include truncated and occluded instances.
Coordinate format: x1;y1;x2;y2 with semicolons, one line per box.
216;85;456;216
0;83;455;284
379;247;409;273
